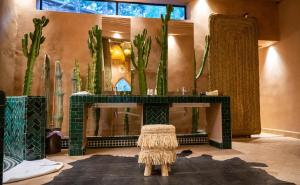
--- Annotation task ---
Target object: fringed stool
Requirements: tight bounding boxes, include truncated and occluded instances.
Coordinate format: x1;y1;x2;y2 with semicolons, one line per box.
137;124;178;176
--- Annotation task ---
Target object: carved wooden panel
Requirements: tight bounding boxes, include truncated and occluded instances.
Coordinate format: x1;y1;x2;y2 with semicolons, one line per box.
208;14;261;136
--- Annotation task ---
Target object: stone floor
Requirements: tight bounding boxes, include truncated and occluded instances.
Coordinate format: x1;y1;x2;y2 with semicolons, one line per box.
7;133;300;185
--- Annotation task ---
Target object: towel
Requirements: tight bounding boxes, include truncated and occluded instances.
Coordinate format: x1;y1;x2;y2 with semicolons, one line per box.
3;159;63;183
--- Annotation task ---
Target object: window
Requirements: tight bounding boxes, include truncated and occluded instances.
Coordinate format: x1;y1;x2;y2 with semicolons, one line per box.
40;0;186;20
118;3;166;19
41;0;116;15
115;79;131;92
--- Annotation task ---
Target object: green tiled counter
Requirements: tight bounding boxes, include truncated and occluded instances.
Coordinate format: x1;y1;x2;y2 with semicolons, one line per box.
69;95;231;156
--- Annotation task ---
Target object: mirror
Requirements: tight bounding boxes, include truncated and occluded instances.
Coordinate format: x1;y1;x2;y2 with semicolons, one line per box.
86;16;135;137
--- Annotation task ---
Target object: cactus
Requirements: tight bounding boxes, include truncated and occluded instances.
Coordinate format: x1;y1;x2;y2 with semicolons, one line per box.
22;16;49;95
72;60;82;93
42;54;51;128
123;70;135;135
87;25;103;136
53;60;64;129
131;29;152;95
88;25;103;95
155;5;173;96
192;35;210;133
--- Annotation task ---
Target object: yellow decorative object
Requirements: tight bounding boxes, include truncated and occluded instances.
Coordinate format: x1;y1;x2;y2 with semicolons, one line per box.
123;48;131;56
121;42;131;57
110;45;125;61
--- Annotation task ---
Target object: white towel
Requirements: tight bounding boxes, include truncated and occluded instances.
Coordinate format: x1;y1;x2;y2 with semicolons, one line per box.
3;159;63;184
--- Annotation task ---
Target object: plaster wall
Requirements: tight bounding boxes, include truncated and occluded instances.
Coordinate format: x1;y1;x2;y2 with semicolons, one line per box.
259;0;300;134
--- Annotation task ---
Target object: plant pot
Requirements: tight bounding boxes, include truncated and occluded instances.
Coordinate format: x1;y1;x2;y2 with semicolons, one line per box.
4;96;46;161
46;129;62;154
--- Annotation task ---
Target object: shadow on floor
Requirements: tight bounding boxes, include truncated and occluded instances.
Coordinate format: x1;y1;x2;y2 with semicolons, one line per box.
45;154;295;185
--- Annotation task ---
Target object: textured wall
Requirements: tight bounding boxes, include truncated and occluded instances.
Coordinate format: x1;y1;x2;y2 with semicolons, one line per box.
259;0;300;135
209;14;261;136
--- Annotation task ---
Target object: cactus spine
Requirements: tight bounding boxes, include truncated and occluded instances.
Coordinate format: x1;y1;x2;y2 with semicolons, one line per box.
22;16;49;95
87;25;103;136
72;60;82;93
42;54;51;128
53;60;64;129
192;35;210;133
131;29;152;95
156;5;173;96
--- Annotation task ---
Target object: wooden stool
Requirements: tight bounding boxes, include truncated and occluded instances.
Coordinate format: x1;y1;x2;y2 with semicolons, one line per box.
137;124;178;176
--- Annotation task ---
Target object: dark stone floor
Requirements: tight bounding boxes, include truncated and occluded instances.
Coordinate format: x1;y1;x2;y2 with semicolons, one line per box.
45;154;295;185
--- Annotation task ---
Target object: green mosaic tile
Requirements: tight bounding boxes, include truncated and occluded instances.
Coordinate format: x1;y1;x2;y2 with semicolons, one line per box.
0;91;5;183
68;95;232;155
4;96;46;161
143;103;169;124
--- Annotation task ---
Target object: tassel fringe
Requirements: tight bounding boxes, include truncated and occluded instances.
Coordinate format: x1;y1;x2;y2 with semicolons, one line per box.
137;124;178;149
138;149;176;165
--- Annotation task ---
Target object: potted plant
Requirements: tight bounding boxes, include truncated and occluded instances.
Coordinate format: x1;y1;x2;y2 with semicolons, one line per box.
4;16;49;161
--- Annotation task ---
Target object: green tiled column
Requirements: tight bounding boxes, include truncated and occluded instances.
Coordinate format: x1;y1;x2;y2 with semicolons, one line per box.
0;91;5;184
69;96;85;156
220;97;231;149
4;96;46;161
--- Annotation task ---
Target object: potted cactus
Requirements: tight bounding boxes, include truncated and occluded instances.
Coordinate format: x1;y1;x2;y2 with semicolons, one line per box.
4;16;49;160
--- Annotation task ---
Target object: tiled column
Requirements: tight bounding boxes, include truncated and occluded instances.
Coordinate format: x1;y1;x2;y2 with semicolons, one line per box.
69;96;85;156
0;91;5;184
4;96;46;161
206;97;232;149
220;97;231;149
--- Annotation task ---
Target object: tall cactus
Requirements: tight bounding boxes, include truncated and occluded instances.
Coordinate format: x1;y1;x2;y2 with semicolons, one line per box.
156;5;173;96
131;29;152;95
88;25;103;94
22;16;49;95
53;60;64;129
192;35;210;133
72;60;82;93
42;54;51;128
194;35;210;86
123;70;135;135
87;25;103;136
86;63;95;93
